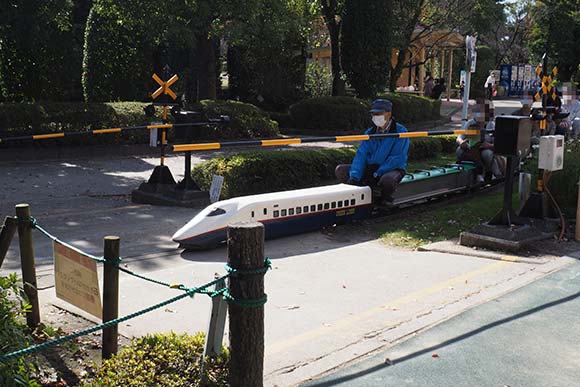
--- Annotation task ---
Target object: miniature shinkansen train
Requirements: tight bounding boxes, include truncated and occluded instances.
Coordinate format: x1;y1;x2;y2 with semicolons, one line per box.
172;162;478;250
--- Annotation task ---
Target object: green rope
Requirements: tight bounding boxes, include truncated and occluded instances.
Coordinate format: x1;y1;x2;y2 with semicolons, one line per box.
29;217;106;263
225;257;272;276
116;265;187;291
0;273;230;363
223;290;268;308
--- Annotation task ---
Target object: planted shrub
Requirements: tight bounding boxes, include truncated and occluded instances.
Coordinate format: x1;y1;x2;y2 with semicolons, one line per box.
188;100;280;140
288;94;442;133
79;332;228;387
0;274;39;387
289;96;371;133
192;137;452;199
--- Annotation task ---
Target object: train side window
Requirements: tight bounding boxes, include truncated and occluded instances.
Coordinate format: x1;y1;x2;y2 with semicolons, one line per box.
338;200;343;207
324;203;330;210
317;204;323;211
263;208;267;215
274;210;279;218
311;205;316;212
289;208;294;216
303;206;309;213
251;211;255;218
350;199;355;205
281;209;287;216
296;207;302;214
361;194;365;200
331;202;336;209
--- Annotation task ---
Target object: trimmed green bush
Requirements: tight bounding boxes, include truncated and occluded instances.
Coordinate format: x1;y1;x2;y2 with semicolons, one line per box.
0;100;279;146
289;96;372;133
79;332;228;387
288;94;442;133
192;137;451;199
0;102;151;145
189;100;280;140
0;274;40;387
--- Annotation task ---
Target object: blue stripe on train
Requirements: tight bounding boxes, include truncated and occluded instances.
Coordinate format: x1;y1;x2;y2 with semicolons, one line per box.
180;204;373;249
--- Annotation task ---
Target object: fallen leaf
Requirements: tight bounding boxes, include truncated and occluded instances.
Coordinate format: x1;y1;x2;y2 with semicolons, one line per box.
384;358;393;365
432;353;439;358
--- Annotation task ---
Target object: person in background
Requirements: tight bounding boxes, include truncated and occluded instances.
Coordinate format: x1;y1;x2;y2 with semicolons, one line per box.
335;99;409;204
431;78;446;100
424;74;434;99
484;72;496;100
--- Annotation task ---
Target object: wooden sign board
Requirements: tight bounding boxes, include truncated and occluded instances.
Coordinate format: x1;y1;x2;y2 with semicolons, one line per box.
54;241;102;319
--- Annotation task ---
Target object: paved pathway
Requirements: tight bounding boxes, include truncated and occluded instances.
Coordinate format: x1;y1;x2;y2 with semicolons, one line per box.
301;260;580;387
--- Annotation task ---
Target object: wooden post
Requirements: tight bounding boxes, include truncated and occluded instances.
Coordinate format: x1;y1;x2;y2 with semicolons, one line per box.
102;236;120;359
0;216;18;268
419;47;426;95
15;204;40;328
227;222;265;387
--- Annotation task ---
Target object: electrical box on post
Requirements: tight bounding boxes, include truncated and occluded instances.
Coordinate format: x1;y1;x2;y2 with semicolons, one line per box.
494;116;532;157
538;135;565;171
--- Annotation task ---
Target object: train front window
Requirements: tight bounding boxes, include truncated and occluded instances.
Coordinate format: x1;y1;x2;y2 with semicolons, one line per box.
207;208;226;217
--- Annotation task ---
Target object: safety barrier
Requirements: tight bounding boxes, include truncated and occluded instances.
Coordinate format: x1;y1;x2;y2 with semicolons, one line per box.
0;122;217;144
0;205;269;386
172;129;481;152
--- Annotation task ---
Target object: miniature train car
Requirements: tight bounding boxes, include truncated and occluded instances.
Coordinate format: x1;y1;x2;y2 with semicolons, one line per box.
173;163;477;250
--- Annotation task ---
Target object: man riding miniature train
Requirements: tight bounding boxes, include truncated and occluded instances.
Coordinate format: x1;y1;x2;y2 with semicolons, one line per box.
335;99;410;205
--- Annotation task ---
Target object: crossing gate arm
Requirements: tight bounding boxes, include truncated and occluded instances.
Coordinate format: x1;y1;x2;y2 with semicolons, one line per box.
171;129;481;152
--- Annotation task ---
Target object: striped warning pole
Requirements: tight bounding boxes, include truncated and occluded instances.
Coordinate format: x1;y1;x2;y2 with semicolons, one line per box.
0;122;217;144
172;129;480;152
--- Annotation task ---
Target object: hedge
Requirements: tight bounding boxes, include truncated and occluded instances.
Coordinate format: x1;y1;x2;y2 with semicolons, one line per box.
192;137;450;199
287;94;442;133
79;332;228;387
188;100;279;140
0;100;279;146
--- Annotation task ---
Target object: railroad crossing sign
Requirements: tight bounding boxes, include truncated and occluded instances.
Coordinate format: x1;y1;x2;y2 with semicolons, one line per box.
152;73;179;100
534;64;558;103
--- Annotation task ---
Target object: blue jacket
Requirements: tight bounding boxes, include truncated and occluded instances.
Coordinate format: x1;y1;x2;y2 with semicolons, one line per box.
349;121;409;181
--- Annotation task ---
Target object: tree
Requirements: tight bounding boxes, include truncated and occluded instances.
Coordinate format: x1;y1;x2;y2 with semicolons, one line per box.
341;0;393;98
82;0;198;102
0;0;86;102
318;0;346;96
529;0;580;81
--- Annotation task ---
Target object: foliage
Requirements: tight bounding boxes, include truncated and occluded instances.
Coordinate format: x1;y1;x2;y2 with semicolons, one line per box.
469;45;496;99
341;0;393;98
0;0;88;102
529;0;580;81
82;0;198;102
0;274;40;387
317;0;347;96
288;94;441;133
79;332;228;387
289;96;371;132
192;137;453;198
189;100;280;140
225;0;310;111
544;141;580;213
304;61;333;98
0;102;152;146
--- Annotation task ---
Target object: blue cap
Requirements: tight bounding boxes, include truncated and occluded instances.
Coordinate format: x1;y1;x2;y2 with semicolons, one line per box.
369;99;392;113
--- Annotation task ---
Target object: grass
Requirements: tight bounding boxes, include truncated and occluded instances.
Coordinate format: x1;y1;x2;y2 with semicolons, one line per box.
376;190;506;249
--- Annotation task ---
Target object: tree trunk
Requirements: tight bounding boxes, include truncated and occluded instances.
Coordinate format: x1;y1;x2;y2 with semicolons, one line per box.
327;22;345;96
197;34;217;100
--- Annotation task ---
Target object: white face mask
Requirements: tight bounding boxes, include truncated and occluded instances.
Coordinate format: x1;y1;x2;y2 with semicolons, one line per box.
372;115;387;128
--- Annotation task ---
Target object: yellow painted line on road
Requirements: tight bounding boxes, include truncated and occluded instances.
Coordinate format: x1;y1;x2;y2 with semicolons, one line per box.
500;255;519;262
266;260;510;356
